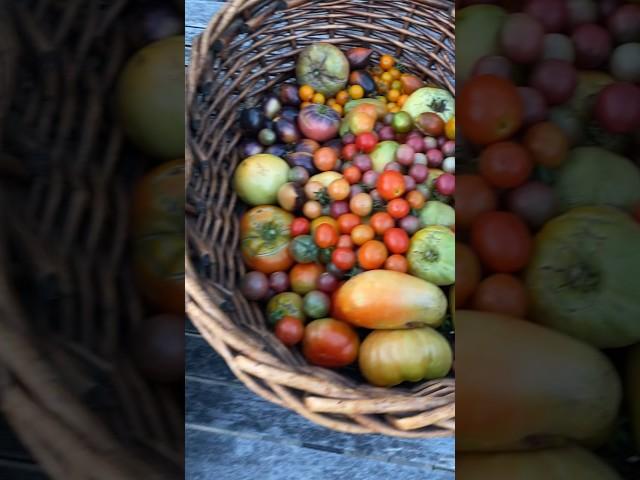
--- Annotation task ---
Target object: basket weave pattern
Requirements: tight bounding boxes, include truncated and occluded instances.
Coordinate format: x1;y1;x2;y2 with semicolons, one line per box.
186;0;455;437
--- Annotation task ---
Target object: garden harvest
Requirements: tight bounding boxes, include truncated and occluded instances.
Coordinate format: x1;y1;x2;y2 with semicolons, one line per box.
233;43;455;387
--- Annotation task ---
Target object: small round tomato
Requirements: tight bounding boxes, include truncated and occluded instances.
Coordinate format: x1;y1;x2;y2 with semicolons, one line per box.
291;217;311;237
445;116;455;140
332;247;356;270
289;235;319;263
342;143;358;162
299;85;314;102
303;290;331;319
456;242;481;308
343;165;362;184
275;316;304;347
336;234;353;249
523;121;569;168
290;263;324;295
478;141;534;189
370;212;395;235
383;228;410;254
313;146;338;171
355;132;378;153
471;211;532;273
456;175;498;230
327;178;350;201
387;198;410;219
314;223;339;249
384;254;409;272
303;200;322;219
351;224;375;246
350;192;373;217
380;54;395;71
349;84;365;100
302;318;360;367
337;213;361;234
406;190;426;210
376;171;406;201
471;273;528;318
310;216;338;235
358;240;388;270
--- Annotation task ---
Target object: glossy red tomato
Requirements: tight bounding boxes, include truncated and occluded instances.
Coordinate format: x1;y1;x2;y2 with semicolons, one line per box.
342;143;358;161
314;223;339;249
383;228;410;254
456;175;498;230
332;247;356;270
458;75;523;145
358;240;388;270
471;273;529;318
470;211;533;273
355;132;378;153
478;141;533;189
291;217;311;237
376;171;406;201
343;165;362;184
336;234;354;249
337;213;361;234
302;318;360;367
370;212;395;235
387;198;410;219
275;316;305;347
290;263;324;295
523;122;569;168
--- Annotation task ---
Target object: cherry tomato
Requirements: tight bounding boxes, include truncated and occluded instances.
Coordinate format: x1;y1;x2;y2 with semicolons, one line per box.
327;178;350;201
343;165;362;184
456;175;497;230
456;242;481;308
376;171;406;201
275;316;305;347
458;75;523;145
406;190;426;210
470;211;532;273
303;200;322;219
342;143;358;162
337;213;361;234
313;147;338;171
310;216;339;235
314;223;339;249
369;212;395;235
290;263;324;295
380;54;395;71
351;224;375;246
332;247;357;270
471;273;528;318
302;318;360;367
387;198;410;219
291;217;311;237
355;132;378;153
523;122;569;168
595;82;640;134
350;192;373;217
478;141;534;189
383;228;409;254
336;234;354;249
358;240;388;270
384;254;408;273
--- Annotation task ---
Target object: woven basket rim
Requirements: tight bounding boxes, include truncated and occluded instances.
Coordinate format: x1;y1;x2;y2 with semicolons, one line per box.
186;0;455;438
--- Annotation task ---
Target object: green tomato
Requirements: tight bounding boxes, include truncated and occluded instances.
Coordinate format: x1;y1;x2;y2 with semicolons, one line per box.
391;112;413;133
418;201;455;229
266;292;304;326
233;154;290;206
359;327;452;387
303;290;331;319
370;141;399;172
317;247;334;264
407;226;455;286
289;235;318;264
296;43;349;97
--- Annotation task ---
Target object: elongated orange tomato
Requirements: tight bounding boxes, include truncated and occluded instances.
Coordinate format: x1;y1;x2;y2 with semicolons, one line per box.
332;270;447;329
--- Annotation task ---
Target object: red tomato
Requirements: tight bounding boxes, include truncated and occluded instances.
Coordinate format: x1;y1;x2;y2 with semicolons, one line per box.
471;211;532;273
478;141;534;189
384;254;408;272
291;217;311;237
314;223;339;249
343;165;362;184
302;318;360;367
358;240;388;270
275;316;305;347
290;263;324;295
406;190;426;210
370;212;395;235
387;198;410;219
313;147;338;171
376;171;406;201
355;132;378;153
458;75;523;145
595;83;640;134
456;242;481;308
332;247;357;270
456;175;498;230
342;143;359;161
523;122;569;168
471;273;529;318
336;234;354;249
383;228;410;254
337;213;361;234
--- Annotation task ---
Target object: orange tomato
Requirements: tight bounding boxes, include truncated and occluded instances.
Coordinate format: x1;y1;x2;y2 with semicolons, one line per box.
376;171;406;201
337;213;361;234
456;242;481;308
397;94;409;107
332;247;357;271
381;71;393;83
349;192;373;217
471;274;529;318
348;84;364;100
336;234;354;250
387;198;410;219
384;254;408;273
326;98;337;107
369;212;395;235
290;263;324;295
314;223;339;249
300;101;312;109
351;224;375;246
445;116;455;140
299;84;314;101
343;165;362;184
523;121;569;168
331;104;343;115
327;178;350;201
387;89;401;102
380;54;395;71
312;92;326;104
358;240;388;270
313;147;338;171
389;68;401;79
311;216;339;234
336;90;349;105
406;190;426;210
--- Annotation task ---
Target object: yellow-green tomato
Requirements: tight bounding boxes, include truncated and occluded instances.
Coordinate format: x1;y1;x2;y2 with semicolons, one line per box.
358;327;453;387
233;154;290;205
407;226;455;286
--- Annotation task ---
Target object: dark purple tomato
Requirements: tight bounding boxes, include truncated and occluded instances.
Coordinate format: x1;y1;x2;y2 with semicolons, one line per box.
241;140;263;157
326;262;345;279
517;87;548;126
379;125;395;141
316;272;339;293
297;104;341;142
286;151;316;173
442;140;456;157
403;175;416;192
529;59;577;105
471;55;513;79
595;83;640;134
241;271;270;300
275;118;301;144
426;149;443;168
131;315;185;383
506;181;557;230
384;162;402;172
369;189;383;203
352;153;373;172
289;166;310;185
501;13;544;64
435;173;455;196
599;0;620;19
269;271;290;293
607;4;640;43
406;135;425;153
524;0;569;32
330;200;350;219
572;24;612;69
297;138;321;154
265;144;288;157
279;84;301;106
399;215;420;235
362;170;378;189
410;164;429;183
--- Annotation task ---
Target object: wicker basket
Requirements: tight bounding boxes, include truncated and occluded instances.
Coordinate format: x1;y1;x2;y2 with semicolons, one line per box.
0;2;182;478
186;0;455;438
